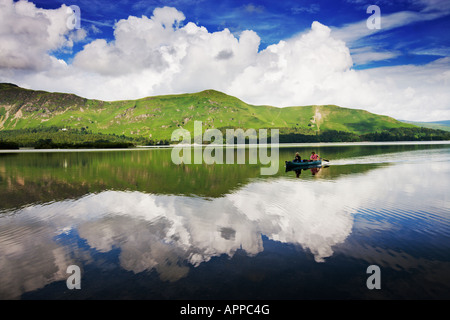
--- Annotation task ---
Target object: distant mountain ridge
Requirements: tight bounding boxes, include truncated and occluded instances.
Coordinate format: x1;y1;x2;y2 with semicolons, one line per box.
0;83;418;141
400;120;450;132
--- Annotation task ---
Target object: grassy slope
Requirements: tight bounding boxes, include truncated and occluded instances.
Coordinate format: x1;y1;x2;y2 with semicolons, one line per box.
0;83;415;140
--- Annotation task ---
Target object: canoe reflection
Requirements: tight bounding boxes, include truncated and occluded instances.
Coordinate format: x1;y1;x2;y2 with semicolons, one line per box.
285;163;328;177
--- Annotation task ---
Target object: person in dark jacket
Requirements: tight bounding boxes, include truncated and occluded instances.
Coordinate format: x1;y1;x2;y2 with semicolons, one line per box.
293;152;302;162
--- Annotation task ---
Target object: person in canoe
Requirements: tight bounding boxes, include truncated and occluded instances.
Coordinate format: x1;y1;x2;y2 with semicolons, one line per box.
310;151;319;162
293;152;302;163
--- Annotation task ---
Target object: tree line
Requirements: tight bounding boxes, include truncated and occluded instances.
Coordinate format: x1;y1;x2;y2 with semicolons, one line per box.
274;127;450;143
1;126;449;149
0;126;169;149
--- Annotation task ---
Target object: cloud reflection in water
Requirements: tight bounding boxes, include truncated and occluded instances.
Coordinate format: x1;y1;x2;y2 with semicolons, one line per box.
1;158;449;299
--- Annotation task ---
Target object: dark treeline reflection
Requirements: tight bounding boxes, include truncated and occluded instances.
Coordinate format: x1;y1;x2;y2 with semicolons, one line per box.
0;143;448;209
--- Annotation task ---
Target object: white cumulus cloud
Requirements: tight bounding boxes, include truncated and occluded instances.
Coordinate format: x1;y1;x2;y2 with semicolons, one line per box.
0;2;449;121
0;0;85;70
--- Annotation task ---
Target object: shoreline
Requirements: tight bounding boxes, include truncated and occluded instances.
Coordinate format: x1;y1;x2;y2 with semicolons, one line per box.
1;140;450;153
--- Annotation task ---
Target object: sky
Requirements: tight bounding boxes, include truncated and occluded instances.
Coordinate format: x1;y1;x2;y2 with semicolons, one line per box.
0;0;449;121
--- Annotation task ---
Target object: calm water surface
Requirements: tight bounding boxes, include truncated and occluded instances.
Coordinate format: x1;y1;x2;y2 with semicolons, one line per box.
0;143;449;299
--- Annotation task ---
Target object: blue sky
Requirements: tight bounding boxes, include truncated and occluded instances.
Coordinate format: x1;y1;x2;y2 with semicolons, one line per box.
1;0;449;121
34;0;450;69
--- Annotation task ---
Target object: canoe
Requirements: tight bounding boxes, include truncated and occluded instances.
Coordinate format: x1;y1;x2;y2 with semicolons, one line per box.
285;160;322;170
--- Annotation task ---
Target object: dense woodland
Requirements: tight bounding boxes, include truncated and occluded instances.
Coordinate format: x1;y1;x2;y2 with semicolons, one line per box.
0;126;449;149
0;126;169;149
277;127;450;143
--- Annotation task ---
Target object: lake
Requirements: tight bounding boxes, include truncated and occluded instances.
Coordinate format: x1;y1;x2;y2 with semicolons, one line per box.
0;142;449;300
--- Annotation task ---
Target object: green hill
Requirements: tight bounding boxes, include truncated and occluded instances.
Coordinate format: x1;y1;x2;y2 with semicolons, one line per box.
0;83;417;143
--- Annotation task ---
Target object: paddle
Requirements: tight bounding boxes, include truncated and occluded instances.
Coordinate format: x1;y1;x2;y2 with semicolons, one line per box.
321;158;329;162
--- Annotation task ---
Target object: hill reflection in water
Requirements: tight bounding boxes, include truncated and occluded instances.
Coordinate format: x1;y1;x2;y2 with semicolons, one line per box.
0;144;449;299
